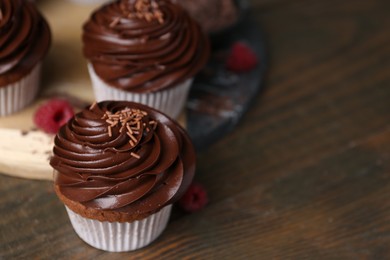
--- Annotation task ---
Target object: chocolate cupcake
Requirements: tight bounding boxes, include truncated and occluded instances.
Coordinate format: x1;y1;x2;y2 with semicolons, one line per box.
82;0;210;119
0;0;51;116
50;101;196;251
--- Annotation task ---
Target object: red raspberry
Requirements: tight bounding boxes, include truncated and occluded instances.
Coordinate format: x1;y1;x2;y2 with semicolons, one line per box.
178;182;208;213
226;42;258;72
33;99;74;134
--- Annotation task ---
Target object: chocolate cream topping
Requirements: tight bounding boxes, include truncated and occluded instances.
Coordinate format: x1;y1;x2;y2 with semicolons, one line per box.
0;0;51;86
51;101;196;215
82;0;210;93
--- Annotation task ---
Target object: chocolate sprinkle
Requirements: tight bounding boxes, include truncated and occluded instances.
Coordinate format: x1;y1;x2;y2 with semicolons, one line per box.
102;107;158;159
125;0;165;24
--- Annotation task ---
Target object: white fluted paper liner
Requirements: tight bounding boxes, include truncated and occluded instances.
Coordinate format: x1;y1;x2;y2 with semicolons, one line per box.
0;63;41;117
88;64;192;119
65;205;172;252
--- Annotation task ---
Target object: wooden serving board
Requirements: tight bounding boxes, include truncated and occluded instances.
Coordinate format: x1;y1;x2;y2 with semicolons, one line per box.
0;1;184;181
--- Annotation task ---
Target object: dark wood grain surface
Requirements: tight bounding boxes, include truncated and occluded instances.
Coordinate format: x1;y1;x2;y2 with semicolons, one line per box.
1;0;389;258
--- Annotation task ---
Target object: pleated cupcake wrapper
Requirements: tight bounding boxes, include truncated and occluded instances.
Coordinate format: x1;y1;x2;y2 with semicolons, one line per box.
88;64;192;119
65;205;172;252
0;63;41;117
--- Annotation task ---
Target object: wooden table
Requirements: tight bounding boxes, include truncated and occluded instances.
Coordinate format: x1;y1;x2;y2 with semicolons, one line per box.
1;0;389;258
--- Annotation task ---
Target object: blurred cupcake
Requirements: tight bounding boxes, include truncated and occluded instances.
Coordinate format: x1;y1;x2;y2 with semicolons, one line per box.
172;0;241;34
50;101;196;252
82;0;210;119
0;0;51;116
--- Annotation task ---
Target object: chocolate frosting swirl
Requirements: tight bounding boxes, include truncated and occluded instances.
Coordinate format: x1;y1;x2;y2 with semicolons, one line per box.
51;101;195;215
0;0;51;85
82;0;209;92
